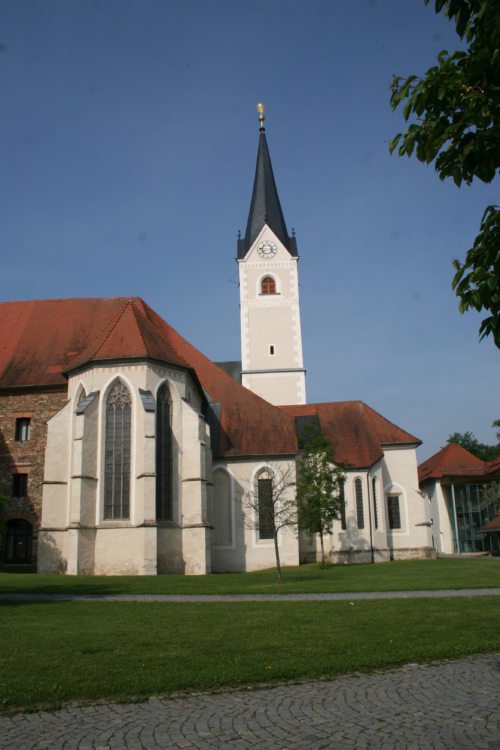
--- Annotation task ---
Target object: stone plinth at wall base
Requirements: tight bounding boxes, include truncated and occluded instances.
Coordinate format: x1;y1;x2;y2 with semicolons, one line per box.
183;525;212;575
299;550;317;564
38;530;68;574
65;528;96;575
94;526;158;575
327;547;437;564
391;547;436;561
38;526;159;575
329;549;374;565
157;526;184;574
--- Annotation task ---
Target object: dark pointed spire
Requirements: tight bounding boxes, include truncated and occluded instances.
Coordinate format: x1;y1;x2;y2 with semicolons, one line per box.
237;106;298;259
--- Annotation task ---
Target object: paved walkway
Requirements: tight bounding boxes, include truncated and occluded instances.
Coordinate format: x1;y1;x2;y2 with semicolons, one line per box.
1;587;500;602
0;654;498;749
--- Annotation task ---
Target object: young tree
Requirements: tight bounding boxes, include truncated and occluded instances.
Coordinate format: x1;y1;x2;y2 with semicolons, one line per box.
389;0;499;347
296;425;347;567
244;463;297;584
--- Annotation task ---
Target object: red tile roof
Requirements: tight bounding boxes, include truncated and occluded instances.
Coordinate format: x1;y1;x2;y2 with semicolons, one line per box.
486;455;500;476
482;513;500;532
0;298;297;458
0;298;422;465
280;401;420;468
418;443;488;484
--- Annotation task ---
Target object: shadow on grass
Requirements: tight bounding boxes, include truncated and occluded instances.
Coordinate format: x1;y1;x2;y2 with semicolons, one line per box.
0;559;499;597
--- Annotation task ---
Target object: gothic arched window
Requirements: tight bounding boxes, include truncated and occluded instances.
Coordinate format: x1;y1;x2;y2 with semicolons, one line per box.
104;379;131;520
355;478;364;529
261;276;276;295
257;470;274;539
372;477;379;529
156;383;173;521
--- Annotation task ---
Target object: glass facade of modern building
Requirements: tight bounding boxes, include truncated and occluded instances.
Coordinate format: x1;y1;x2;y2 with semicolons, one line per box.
443;482;500;553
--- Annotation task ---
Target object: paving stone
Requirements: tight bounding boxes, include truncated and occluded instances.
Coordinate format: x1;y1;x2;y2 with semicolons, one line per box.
0;654;498;749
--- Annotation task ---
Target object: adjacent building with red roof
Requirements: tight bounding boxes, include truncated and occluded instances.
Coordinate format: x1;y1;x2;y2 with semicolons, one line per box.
418;444;500;555
0;114;435;574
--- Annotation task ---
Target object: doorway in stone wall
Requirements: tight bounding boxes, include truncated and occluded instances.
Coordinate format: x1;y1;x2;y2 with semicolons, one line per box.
5;519;33;563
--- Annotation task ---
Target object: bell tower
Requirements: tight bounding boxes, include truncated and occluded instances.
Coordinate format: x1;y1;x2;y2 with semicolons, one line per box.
237;104;306;406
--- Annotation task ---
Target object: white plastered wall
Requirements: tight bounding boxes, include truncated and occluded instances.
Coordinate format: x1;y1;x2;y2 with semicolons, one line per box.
381;446;434;559
210;458;300;572
38;360;211;575
239;225;306;405
313;446;434;564
424;479;455;554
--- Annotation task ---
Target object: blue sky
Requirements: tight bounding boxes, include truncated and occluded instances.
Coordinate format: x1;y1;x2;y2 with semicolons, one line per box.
1;0;498;460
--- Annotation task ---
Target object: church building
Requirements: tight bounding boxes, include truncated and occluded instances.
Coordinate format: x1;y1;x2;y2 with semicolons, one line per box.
0;107;435;574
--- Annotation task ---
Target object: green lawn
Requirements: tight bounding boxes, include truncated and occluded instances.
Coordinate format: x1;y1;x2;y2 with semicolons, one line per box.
0;558;498;595
1;597;499;714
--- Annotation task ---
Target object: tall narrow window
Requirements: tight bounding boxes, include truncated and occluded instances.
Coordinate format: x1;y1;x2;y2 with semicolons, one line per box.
104;380;131;520
261;276;276;295
387;495;401;529
340;481;347;530
258;472;274;539
213;469;232;546
372;477;378;529
15;418;31;442
156;383;173;521
355;478;364;529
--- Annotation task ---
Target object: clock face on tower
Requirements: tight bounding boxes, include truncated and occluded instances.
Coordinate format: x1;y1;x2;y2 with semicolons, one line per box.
257;240;277;259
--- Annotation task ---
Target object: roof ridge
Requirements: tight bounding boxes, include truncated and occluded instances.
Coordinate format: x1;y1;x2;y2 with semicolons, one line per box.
65;300;131;370
0;296;142;306
128;301;149;355
419;442;487;468
357;401;420;443
87;300;131;361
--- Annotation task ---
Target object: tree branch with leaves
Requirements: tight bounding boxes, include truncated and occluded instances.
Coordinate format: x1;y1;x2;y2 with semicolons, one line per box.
296;425;347;567
389;0;499;346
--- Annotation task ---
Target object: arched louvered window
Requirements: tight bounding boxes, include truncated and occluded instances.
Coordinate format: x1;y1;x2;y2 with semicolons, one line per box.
355;478;364;529
104;379;131;520
156;383;173;521
258;470;274;539
372;477;378;529
261;276;276;295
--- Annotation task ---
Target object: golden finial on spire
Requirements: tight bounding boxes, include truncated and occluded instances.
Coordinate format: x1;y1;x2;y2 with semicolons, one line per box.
256;102;265;129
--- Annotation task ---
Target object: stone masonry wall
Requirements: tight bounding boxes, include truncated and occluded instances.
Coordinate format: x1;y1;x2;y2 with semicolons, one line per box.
0;389;68;526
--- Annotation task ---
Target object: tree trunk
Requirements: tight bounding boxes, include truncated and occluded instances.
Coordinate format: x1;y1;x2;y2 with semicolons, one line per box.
319;531;325;568
273;532;283;583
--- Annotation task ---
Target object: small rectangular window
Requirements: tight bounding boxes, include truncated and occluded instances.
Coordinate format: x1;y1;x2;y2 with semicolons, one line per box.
387;495;401;529
269;345;275;355
12;474;28;497
15;418;31;442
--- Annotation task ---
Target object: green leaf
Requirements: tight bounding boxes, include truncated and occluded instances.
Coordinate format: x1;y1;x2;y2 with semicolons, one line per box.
389;134;402;154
